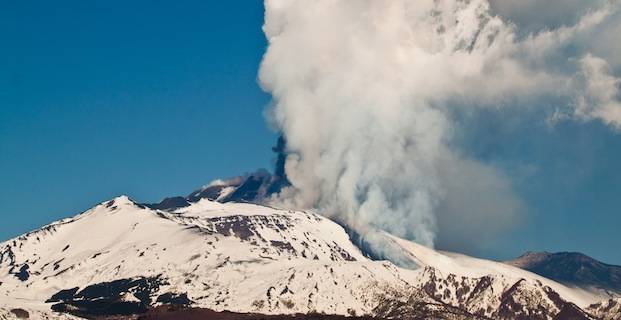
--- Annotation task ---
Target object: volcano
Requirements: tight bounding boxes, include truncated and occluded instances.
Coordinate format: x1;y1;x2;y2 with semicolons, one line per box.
0;183;619;319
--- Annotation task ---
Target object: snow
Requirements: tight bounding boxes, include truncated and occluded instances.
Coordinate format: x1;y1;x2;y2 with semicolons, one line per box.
0;197;376;315
387;234;602;307
0;196;610;318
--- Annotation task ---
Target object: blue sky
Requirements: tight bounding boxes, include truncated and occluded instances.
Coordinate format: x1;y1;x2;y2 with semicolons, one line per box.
1;1;620;264
456;108;621;264
0;1;275;238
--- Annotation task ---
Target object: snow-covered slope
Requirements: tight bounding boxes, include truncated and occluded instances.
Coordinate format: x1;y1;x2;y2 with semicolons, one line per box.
392;236;599;304
387;235;604;318
0;196;613;319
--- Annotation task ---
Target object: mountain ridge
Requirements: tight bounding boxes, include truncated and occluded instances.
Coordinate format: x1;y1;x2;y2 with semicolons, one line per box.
1;193;617;319
506;251;621;296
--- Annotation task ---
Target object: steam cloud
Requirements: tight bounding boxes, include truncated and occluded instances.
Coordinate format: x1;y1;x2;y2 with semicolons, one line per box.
259;0;621;251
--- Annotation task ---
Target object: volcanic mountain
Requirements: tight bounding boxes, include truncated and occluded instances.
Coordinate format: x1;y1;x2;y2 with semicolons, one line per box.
0;177;619;320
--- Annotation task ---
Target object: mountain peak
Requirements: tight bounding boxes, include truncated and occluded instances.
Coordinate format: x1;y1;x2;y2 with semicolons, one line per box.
146;137;291;212
100;195;140;210
506;251;621;294
146;169;290;211
110;194;133;203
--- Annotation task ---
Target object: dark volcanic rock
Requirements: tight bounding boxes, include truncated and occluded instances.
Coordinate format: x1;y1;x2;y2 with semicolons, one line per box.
7;263;30;281
9;308;29;319
156;292;192;305
52;299;149;317
46;287;79;303
225;174;268;202
15;264;29;281
507;252;621;294
146;196;191;211
48;276;174;318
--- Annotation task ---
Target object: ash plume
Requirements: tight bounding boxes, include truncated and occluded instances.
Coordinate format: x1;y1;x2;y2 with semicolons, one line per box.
259;0;621;252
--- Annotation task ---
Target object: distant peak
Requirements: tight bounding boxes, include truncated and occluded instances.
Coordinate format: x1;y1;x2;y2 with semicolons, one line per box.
507;250;621;293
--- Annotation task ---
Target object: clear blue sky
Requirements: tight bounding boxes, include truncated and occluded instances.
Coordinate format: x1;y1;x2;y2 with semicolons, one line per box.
0;1;275;239
1;1;620;264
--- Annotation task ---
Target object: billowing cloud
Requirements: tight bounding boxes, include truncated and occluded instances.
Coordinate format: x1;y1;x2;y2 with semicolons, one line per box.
574;54;621;128
259;0;621;253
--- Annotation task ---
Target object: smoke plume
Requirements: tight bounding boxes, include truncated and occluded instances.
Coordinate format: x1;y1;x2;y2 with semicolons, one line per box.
259;0;621;251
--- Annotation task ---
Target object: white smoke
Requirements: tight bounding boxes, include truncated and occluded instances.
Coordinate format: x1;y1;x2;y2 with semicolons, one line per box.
259;0;621;250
